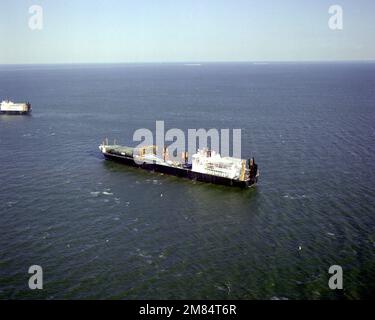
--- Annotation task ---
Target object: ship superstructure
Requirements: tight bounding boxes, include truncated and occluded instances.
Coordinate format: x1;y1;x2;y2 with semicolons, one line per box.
192;149;246;180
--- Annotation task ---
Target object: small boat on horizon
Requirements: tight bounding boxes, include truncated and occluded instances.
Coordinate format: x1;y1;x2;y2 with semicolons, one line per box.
0;99;32;115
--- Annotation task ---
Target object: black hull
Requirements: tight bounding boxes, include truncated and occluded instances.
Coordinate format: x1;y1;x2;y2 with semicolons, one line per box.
102;152;255;188
0;111;31;115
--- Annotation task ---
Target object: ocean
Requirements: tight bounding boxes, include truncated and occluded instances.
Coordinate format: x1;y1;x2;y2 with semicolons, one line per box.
0;62;374;299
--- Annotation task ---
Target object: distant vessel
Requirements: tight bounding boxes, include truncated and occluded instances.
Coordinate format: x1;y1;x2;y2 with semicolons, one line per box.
99;142;259;188
0;100;32;115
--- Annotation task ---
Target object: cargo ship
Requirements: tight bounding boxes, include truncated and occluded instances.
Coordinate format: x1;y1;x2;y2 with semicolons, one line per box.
0;100;32;115
99;142;259;188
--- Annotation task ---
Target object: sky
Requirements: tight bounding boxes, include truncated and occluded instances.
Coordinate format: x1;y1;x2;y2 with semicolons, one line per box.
0;0;374;64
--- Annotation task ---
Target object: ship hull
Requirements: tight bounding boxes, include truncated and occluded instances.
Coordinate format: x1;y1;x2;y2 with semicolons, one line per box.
102;152;254;188
0;110;31;115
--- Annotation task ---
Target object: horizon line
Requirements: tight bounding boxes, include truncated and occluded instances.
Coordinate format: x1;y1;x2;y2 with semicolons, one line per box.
1;59;375;66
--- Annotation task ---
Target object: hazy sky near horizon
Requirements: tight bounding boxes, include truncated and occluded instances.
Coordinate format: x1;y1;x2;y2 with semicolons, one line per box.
0;0;374;64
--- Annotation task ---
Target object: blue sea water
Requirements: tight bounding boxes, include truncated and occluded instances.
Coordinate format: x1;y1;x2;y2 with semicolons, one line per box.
0;62;374;299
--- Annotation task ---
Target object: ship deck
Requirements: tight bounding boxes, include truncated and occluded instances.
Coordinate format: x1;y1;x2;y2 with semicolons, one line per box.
101;148;254;188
